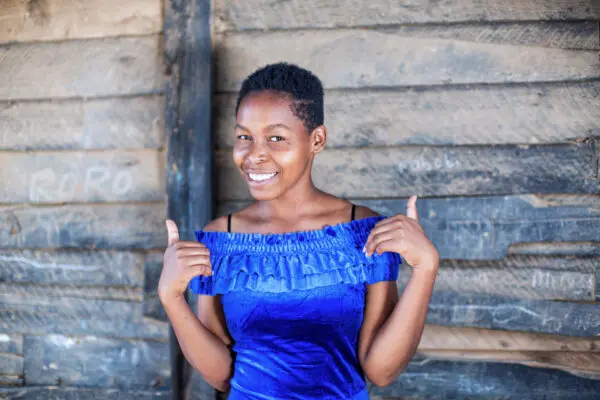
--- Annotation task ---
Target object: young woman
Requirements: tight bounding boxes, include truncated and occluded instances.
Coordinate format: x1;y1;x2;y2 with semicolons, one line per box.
158;63;439;399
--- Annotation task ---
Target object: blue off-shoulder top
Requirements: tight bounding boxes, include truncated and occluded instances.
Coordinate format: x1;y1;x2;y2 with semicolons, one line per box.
189;216;401;400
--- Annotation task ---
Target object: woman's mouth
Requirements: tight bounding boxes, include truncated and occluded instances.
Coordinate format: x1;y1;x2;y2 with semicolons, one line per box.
246;171;279;186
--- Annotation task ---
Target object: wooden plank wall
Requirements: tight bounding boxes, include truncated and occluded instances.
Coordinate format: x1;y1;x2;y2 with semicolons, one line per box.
0;1;172;397
212;1;600;398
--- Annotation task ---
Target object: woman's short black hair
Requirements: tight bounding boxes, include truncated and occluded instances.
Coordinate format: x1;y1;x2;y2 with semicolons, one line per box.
235;62;324;133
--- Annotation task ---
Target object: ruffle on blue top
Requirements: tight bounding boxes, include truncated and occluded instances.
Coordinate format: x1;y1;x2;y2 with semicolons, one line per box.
189;216;401;295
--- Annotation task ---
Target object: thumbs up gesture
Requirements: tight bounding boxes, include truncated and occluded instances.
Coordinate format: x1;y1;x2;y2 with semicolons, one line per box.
158;219;213;304
363;196;439;271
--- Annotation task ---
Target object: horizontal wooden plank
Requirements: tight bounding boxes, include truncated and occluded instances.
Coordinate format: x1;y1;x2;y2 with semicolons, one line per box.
0;150;164;203
426;291;600;336
0;311;168;340
0;249;144;287
0;285;142;320
0;333;23;354
217;195;600;260
0;204;166;250
0;283;142;302
143;296;166;322
371;358;600;399
0;353;23;376
24;335;169;389
0;0;161;44
402;257;597;301
215;81;600;147
217;29;600;91
215;0;600;30
419;350;600;379
509;241;600;256
419;325;600;352
0;374;23;386
0;387;169;399
0;96;164;150
217;142;598;200
0;36;162;100
142;252;167;321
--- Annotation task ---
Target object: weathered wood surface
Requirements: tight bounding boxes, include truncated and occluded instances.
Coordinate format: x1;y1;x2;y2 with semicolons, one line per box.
0;375;23;386
216;30;600;91
426;291;600;337
0;387;169;399
0;150;164;203
216;81;600;146
0;334;23;354
399;256;597;301
0;283;141;302
0;250;143;287
370;358;600;399
217;142;598;200
0;285;142;320
23;335;169;388
0;311;168;340
217;195;600;260
0;353;23;376
143;251;166;321
419;350;600;379
510;241;600;256
214;0;600;30
0;37;162;100
0;0;162;43
0;96;164;150
419;325;600;352
0;204;166;250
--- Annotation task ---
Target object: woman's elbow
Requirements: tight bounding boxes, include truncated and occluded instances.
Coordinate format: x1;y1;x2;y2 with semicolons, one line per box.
365;363;407;388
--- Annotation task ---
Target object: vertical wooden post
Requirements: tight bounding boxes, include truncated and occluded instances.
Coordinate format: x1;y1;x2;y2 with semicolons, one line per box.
164;0;213;399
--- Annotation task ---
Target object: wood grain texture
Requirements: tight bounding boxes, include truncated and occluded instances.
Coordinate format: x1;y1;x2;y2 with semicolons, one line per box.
358;195;600;259
0;249;144;287
0;352;23;376
0;310;168;340
419;325;600;352
426;291;600;336
214;0;600;30
0;96;164;150
0;0;162;43
23;335;170;389
0;333;23;354
216;29;600;91
142;251;166;321
0;285;143;320
0;150;164;203
371;358;600;399
509;242;600;256
400;256;597;301
215;81;600;147
0;36;162;100
216;142;598;200
0;204;166;250
0;387;169;399
418;350;600;379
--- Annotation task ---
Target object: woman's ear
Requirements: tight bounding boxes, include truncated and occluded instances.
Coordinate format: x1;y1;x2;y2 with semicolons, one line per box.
311;126;327;153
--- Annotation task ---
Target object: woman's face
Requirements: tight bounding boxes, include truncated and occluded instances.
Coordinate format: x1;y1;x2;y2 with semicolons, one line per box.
233;90;324;201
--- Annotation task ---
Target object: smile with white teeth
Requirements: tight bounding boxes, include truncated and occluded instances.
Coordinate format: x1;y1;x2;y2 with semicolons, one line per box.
248;172;277;182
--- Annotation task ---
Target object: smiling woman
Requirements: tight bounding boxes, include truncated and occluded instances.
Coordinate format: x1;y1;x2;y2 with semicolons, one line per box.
158;63;440;399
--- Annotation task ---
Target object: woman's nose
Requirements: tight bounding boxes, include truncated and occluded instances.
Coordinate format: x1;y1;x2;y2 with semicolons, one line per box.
247;140;268;163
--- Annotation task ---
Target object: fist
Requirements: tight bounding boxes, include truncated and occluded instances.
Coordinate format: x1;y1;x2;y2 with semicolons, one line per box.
364;195;439;271
158;219;213;304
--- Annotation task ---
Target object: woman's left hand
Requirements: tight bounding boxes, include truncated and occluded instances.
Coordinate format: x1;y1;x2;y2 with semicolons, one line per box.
363;195;439;272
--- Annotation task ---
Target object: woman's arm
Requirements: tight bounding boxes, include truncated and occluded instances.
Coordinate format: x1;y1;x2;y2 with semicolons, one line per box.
355;198;439;387
159;216;234;392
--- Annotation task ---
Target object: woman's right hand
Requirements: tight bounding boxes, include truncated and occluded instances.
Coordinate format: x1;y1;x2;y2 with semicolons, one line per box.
158;219;213;304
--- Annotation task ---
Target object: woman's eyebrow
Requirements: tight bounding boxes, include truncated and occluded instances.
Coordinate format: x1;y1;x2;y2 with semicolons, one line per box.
265;123;291;132
234;123;251;132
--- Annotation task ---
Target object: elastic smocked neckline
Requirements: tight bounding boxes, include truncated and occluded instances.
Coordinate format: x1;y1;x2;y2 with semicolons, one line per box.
195;215;385;254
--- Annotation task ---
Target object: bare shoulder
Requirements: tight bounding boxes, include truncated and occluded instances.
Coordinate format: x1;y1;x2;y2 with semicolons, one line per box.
353;205;381;219
202;215;228;232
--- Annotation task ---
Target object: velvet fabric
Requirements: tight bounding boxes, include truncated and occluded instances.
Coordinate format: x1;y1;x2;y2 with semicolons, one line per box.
189;216;401;399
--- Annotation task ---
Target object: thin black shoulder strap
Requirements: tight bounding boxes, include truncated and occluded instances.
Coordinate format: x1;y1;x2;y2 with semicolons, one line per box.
227;213;232;233
350;204;356;221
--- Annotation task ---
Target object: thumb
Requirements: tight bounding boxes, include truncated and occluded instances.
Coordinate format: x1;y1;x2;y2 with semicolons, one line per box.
165;219;180;246
406;195;419;221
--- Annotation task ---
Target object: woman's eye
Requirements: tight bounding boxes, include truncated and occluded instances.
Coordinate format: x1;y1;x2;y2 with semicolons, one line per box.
269;136;284;142
237;134;251;141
